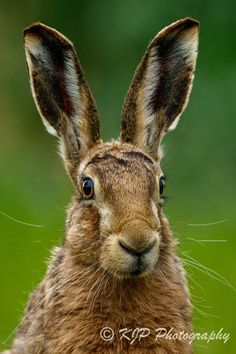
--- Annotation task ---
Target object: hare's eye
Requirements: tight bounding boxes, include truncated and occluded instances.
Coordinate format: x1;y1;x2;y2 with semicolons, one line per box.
82;178;94;199
159;176;165;196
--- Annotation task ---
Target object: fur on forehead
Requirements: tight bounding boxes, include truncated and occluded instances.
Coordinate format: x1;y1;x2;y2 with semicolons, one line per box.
77;141;162;177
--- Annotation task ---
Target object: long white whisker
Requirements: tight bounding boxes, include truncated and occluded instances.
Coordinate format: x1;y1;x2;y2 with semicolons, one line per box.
185;270;206;295
0;210;44;228
4;263;97;343
89;271;109;318
181;258;235;292
54;266;102;329
181;237;228;244
178;218;230;227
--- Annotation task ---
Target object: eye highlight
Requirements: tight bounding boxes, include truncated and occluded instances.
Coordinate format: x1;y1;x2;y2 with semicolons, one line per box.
159;176;165;196
82;178;94;199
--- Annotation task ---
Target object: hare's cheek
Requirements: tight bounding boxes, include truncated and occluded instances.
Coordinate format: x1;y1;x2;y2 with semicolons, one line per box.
66;205;101;263
99;205;113;234
100;236;130;277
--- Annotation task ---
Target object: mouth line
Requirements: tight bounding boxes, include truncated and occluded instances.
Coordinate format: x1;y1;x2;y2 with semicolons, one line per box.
113;265;151;279
129;268;143;277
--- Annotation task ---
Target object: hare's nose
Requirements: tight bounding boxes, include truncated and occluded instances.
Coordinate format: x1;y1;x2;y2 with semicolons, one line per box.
119;240;156;257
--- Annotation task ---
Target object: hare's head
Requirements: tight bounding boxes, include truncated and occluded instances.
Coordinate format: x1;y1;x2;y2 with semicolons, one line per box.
24;18;199;279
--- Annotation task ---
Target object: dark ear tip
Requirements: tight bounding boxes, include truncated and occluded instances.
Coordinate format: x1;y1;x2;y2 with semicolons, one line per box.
149;17;199;47
180;17;200;33
171;17;200;34
23;22;48;37
180;17;200;27
23;23;72;47
156;17;199;40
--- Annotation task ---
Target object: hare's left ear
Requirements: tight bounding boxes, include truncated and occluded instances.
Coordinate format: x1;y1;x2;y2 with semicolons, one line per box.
24;23;100;181
121;18;199;160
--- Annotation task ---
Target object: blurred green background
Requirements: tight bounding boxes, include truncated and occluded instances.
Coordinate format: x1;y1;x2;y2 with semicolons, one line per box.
0;0;235;352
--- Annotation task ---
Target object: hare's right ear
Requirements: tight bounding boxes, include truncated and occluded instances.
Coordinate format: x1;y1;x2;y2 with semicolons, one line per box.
121;18;199;161
24;23;100;180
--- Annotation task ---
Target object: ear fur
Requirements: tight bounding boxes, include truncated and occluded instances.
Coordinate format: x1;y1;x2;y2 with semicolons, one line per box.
24;23;100;180
121;18;199;160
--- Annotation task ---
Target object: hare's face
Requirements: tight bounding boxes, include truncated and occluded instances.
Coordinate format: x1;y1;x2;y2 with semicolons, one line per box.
71;143;163;278
24;20;198;277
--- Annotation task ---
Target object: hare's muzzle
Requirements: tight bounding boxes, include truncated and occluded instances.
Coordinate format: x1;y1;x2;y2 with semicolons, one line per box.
101;220;160;279
118;238;157;276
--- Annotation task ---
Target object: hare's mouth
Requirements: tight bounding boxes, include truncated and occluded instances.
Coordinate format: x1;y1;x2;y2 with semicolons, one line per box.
108;261;156;279
123;251;154;278
129;259;149;276
116;259;156;279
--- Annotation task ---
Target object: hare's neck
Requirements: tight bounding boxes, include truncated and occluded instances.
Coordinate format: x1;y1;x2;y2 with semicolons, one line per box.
57;249;191;330
44;248;192;353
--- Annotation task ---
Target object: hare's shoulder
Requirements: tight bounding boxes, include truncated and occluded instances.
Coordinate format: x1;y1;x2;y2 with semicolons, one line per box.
4;281;46;354
7;247;64;354
25;246;64;315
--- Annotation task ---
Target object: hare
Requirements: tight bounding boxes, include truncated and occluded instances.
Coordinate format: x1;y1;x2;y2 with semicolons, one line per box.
5;18;199;354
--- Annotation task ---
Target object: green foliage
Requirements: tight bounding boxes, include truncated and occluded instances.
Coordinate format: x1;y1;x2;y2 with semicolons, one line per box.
0;1;235;352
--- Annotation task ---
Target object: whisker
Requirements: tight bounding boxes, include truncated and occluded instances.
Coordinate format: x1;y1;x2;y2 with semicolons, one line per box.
54;265;103;329
89;271;110;318
84;268;105;310
185;271;206;295
4;263;97;343
192;304;220;319
181;257;235;292
181;237;228;244
178;218;230;227
0;210;44;228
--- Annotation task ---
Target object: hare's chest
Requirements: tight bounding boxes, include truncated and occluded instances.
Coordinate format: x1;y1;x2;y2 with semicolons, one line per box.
44;263;191;353
44;296;158;353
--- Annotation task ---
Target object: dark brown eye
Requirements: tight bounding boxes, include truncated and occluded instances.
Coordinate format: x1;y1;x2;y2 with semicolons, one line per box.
159;176;165;196
82;178;94;199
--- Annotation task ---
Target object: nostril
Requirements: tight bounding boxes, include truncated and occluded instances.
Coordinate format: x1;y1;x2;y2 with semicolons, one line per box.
119;240;136;256
119;240;155;257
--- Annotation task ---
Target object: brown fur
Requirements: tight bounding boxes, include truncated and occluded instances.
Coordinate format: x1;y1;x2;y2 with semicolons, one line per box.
4;18;199;353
